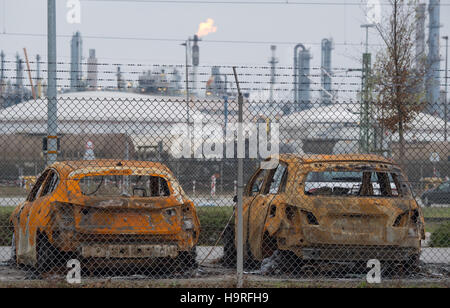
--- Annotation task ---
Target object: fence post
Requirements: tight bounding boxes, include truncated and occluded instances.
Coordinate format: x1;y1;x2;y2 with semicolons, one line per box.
233;67;244;288
47;0;58;165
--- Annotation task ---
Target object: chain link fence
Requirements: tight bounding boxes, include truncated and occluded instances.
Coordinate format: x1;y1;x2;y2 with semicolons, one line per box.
0;60;448;286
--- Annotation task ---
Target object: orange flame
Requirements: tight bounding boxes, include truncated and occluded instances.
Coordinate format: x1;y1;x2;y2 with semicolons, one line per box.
196;18;217;38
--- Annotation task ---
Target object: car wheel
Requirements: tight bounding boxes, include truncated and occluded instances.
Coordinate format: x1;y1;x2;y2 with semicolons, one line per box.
403;254;421;275
175;248;198;273
10;233;17;266
221;224;236;267
35;233;57;274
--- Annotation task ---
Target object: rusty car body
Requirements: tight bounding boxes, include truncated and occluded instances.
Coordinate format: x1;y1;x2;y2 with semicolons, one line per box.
10;160;200;272
225;154;425;269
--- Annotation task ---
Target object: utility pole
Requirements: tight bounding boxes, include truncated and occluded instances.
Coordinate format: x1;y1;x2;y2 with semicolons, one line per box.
47;0;58;165
233;67;244;289
360;24;375;153
443;35;448;141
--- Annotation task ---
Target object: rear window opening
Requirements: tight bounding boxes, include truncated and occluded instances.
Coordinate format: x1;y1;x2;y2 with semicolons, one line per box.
79;175;171;197
304;171;408;197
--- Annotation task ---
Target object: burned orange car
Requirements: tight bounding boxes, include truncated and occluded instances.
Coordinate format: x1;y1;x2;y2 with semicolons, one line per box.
10;160;200;272
224;154;425;271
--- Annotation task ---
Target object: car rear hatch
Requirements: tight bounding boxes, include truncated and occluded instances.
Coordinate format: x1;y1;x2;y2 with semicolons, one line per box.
70;196;184;235
301;197;411;246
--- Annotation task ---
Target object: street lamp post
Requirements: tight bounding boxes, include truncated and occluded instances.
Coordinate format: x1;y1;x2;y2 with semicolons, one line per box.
443;35;448;141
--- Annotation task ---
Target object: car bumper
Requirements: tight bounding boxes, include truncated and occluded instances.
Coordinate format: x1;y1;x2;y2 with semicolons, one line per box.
80;244;179;259
297;245;418;262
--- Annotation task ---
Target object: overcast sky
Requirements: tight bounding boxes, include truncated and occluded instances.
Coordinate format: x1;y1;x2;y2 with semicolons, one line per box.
0;0;449;97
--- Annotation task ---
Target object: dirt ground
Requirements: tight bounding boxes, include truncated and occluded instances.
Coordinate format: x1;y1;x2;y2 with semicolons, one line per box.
0;258;448;288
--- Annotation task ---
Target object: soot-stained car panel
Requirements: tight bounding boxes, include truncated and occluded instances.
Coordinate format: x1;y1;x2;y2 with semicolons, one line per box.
229;154;425;266
10;160;200;271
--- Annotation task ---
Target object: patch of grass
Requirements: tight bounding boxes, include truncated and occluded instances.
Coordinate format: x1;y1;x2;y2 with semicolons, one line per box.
422;207;450;219
429;221;450;247
0;206;14;246
0;187;27;197
425;221;445;234
196;206;234;246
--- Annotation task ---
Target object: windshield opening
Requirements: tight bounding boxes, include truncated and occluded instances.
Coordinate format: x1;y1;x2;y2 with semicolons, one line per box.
304;170;409;197
79;175;171;197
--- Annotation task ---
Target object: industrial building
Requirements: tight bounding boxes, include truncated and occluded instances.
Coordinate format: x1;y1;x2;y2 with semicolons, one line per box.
86;49;98;90
70;31;84;91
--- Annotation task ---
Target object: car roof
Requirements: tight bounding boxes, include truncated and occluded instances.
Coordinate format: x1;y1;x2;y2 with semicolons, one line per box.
277;153;396;165
49;160;173;178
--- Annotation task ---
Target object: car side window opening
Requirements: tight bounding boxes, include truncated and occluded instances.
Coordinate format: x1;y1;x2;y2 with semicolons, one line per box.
268;164;288;194
27;170;50;202
304;170;404;197
79;175;171;197
40;170;59;197
247;170;268;196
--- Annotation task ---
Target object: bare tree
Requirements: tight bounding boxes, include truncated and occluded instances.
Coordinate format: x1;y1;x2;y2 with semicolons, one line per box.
372;0;427;159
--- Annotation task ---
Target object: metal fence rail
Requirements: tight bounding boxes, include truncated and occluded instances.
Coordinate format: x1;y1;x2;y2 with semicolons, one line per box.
0;62;448;286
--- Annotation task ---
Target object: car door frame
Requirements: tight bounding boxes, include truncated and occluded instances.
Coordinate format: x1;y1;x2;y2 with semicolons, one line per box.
247;162;288;261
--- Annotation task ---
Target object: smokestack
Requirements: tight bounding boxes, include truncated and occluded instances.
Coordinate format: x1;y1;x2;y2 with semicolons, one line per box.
70;31;83;91
415;3;426;95
269;45;278;104
87;49;98;90
192;35;200;96
427;0;441;117
15;53;24;100
321;38;333;106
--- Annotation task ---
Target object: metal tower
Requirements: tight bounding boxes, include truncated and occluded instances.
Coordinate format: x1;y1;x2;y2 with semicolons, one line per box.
293;44;312;112
36;54;42;97
15;53;24;101
268;45;278;104
321;38;333;106
192;35;200;96
87;49;98;90
415;3;426;95
70;31;83;91
426;0;441;117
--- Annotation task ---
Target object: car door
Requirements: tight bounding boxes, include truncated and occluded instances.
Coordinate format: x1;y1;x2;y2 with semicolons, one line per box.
247;163;288;260
16;169;50;261
33;169;60;229
239;168;269;257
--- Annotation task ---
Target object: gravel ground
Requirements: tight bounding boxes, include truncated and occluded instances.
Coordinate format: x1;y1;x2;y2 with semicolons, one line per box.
0;245;448;287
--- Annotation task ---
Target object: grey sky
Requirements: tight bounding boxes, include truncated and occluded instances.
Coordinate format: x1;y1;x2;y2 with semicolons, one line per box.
0;0;449;96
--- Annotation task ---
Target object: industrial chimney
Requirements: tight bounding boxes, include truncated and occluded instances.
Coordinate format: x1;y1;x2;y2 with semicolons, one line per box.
321;38;333;106
70;31;83;91
192;35;200;96
426;0;441;117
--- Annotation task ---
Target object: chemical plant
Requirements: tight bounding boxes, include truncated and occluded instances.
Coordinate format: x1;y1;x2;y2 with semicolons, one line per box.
0;0;446;120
